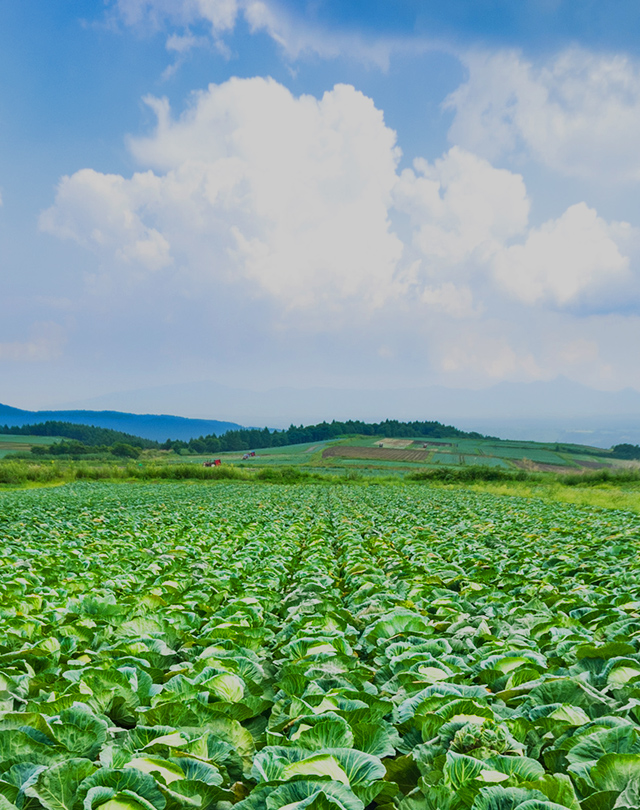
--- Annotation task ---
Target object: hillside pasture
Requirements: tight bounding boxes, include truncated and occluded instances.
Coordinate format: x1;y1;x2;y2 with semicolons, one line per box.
170;433;633;477
322;445;431;462
0;433;59;458
318;435;628;474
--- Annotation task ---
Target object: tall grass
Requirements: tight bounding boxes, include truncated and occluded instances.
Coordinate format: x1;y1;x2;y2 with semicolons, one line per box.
0;460;333;486
4;460;640;517
0;461;66;485
406;466;531;483
558;468;640;486
407;465;640;486
451;479;640;515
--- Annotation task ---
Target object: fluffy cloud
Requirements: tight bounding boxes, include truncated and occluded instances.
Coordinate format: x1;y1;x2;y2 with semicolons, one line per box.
395;147;529;269
109;6;640;184
42;78;403;310
446;49;640;181
40;169;172;272
395;149;635;309
42;77;636;320
40;75;637;401
493;203;631;306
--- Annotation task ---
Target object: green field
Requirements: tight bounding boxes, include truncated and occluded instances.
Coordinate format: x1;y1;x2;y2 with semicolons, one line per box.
0;434;59;458
1;427;636;480
179;434;628;477
2;480;640;810
316;435;632;474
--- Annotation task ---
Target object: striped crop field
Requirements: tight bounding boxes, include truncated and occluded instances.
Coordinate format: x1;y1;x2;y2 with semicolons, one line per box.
2;481;640;810
322;446;431;462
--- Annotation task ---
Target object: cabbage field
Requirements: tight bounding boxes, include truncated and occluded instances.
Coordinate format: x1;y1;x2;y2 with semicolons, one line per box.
2;482;640;810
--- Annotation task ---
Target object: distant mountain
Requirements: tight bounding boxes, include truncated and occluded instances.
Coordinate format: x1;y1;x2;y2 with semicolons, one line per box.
0;404;244;442
10;375;640;449
58;377;640;448
453;416;640;448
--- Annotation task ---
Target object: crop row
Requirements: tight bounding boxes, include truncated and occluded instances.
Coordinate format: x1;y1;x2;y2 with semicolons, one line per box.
1;483;640;810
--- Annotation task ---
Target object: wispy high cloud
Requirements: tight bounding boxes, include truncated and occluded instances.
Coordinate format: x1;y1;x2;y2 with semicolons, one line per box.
111;0;239;34
0;322;66;363
108;0;427;69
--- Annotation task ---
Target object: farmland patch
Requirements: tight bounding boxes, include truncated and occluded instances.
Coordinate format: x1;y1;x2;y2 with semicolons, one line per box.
323;445;430;462
0;433;59;458
2;482;640;809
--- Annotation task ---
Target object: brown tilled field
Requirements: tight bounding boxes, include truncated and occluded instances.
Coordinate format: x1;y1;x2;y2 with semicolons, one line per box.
322;446;431;462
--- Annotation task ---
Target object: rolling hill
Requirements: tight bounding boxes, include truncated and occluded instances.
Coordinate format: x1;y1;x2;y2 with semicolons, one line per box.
0;403;244;442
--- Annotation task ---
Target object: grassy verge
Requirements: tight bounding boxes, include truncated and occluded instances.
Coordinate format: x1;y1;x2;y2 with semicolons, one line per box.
442;479;640;514
3;459;640;513
406;465;640;485
406;465;640;513
0;459;375;487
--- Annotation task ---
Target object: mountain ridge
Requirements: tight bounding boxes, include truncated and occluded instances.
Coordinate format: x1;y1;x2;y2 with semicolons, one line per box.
57;376;640;424
0;403;243;443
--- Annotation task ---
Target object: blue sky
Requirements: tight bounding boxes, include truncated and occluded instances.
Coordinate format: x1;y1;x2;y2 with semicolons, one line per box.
2;1;640;418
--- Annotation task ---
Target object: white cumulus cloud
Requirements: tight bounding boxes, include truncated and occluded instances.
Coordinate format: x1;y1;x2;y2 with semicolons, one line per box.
446;48;640;182
394;148;635;309
395;147;529;269
40;168;172;272
40;74;636;386
42;78;404;310
493;203;631;306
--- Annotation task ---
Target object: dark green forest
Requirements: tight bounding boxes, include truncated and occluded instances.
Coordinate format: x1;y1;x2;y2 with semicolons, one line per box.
611;443;640;459
162;418;485;454
1;421;158;448
9;417;485;457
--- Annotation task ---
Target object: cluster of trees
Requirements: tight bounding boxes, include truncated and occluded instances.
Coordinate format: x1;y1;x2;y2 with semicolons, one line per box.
31;441;142;459
12;416;486;459
1;421;157;448
610;443;640;460
10;416;640;463
162;419;484;454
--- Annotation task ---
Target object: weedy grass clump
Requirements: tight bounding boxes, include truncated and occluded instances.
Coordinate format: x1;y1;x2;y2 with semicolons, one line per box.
0;459;66;485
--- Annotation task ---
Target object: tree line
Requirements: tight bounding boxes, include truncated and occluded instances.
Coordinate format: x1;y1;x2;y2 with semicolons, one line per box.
30;440;143;458
162;419;485;454
610;443;640;460
1;421;158;448
5;417;486;458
